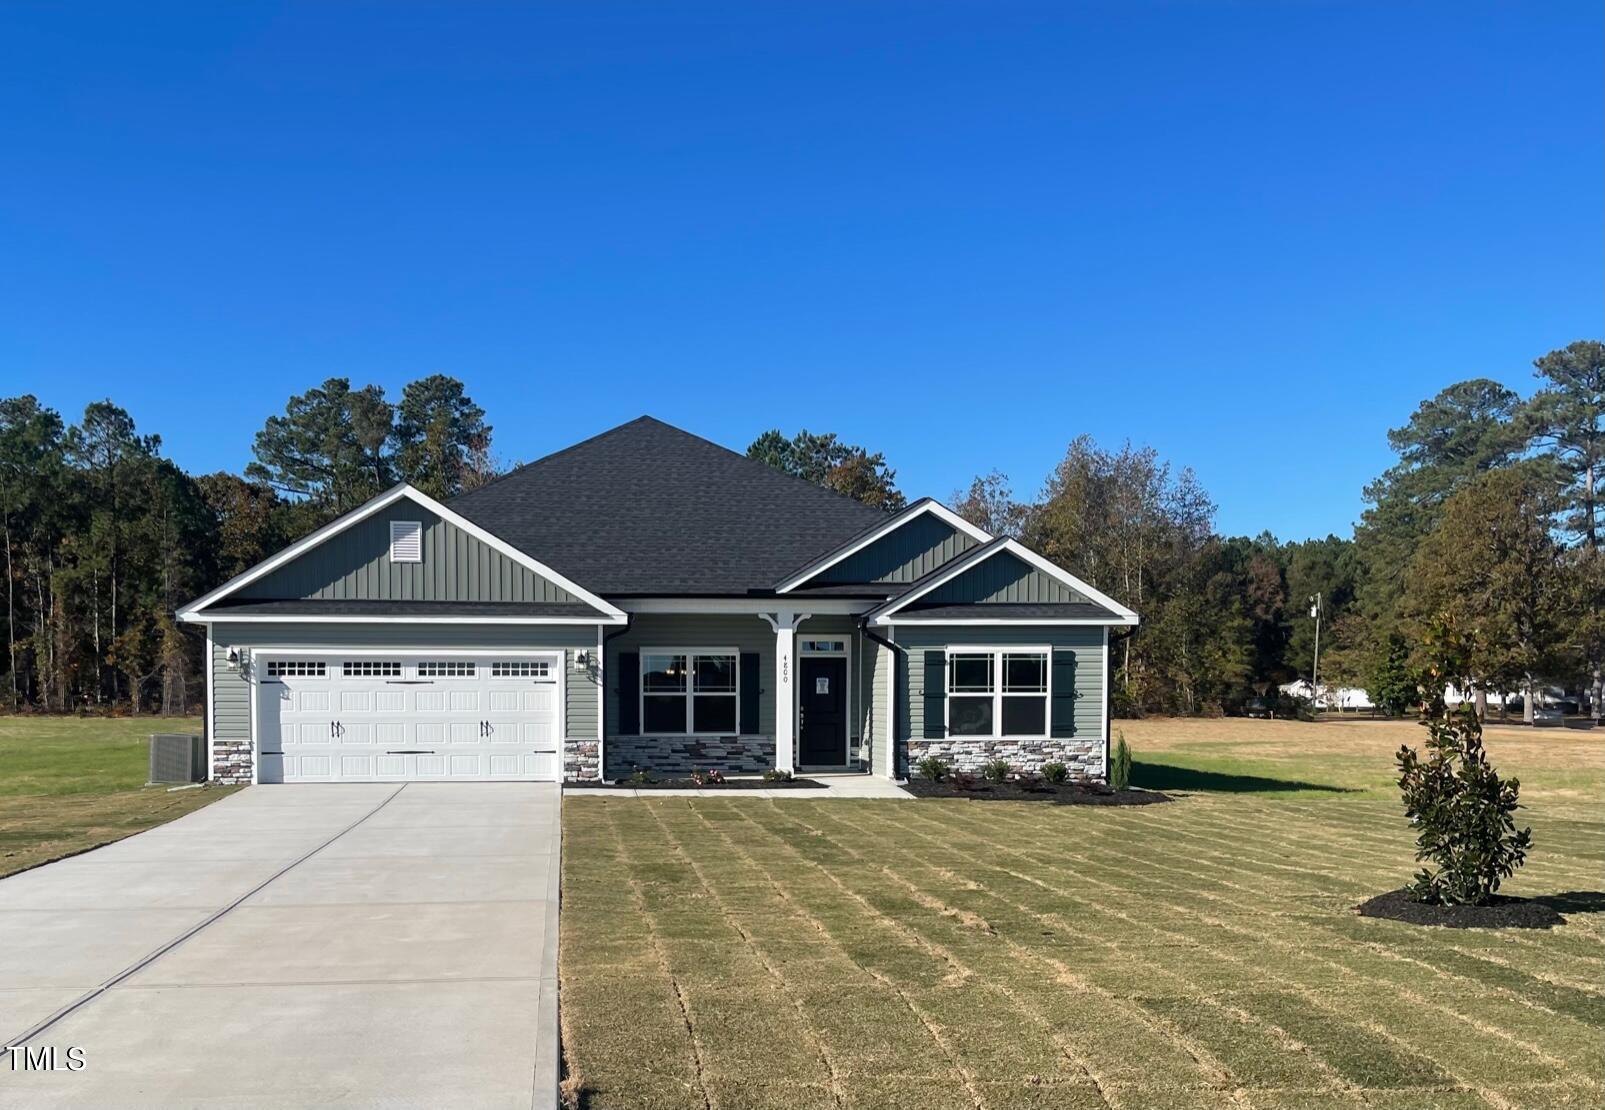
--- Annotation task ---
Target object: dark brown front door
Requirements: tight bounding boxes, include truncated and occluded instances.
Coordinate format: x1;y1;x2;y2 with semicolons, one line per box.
799;656;848;766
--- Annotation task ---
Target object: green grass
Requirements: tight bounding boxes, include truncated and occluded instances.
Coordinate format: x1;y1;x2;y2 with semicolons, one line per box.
559;718;1605;1109
0;714;236;877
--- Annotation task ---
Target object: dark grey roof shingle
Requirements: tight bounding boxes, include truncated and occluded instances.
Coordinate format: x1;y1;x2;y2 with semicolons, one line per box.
447;417;888;596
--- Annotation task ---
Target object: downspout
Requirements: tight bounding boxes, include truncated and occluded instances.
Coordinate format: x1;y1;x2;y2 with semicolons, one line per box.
598;614;634;781
860;617;901;779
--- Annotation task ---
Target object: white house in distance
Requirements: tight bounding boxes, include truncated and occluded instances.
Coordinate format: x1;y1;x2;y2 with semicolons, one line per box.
1278;680;1374;711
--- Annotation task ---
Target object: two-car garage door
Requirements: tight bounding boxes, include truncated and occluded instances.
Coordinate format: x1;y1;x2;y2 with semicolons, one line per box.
255;654;563;782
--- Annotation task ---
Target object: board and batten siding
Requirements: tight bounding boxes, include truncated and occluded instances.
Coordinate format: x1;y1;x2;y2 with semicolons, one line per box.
923;550;1088;605
236;502;576;604
895;623;1105;748
809;512;977;585
207;621;602;753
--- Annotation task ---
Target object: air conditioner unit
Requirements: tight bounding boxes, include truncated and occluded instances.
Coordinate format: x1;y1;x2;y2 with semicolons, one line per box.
149;733;207;784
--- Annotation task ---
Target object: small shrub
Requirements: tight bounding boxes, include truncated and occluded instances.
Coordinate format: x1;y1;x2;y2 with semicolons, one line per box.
761;767;793;783
981;758;1012;783
627;767;655;786
1398;701;1531;905
1110;731;1132;791
689;768;726;787
1041;762;1069;785
916;755;949;782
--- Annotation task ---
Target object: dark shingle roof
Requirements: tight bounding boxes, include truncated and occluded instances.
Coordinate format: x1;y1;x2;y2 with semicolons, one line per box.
448;417;888;596
206;599;603;618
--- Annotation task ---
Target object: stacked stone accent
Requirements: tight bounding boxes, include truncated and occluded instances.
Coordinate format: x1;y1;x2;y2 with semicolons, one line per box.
904;737;1103;782
211;739;253;785
564;739;601;781
605;735;776;780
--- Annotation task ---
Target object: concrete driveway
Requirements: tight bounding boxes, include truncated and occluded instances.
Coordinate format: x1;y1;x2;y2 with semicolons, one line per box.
0;783;560;1109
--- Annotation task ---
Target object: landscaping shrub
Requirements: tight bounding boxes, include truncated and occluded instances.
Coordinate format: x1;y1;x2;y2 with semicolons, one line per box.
627;767;656;786
981;758;1012;783
1110;731;1132;790
1397;701;1531;906
916;755;949;782
761;767;793;783
1041;762;1069;784
689;768;726;787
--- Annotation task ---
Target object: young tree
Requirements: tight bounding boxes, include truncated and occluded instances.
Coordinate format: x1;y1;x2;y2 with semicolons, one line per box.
1368;633;1416;716
393;375;493;500
747;429;906;511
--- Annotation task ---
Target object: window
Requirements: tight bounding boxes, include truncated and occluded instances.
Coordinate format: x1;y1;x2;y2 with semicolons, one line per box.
800;640;845;653
267;660;326;678
947;648;1049;737
641;650;739;734
389;520;423;563
492;660;550;678
343;660;401;677
419;661;475;678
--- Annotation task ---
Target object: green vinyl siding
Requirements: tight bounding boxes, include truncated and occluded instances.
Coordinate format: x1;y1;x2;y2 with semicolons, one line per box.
809;512;977;584
894;624;1104;744
605;615;778;739
923;550;1087;605
207;622;601;749
237;502;577;604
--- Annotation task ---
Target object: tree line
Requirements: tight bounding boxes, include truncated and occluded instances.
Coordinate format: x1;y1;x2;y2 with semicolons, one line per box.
3;341;1597;720
0;375;496;713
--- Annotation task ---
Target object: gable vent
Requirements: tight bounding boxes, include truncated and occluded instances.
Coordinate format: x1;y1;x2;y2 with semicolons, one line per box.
389;520;423;563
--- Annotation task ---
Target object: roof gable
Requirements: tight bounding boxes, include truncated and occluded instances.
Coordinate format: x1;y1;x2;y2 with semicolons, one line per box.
921;549;1084;605
776;498;989;592
448;417;889;595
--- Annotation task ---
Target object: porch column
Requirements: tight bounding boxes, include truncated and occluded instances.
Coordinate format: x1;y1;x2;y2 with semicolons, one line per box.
762;610;809;772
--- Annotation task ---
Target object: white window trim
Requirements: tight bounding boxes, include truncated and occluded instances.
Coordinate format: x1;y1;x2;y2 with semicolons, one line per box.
943;645;1052;741
639;646;743;737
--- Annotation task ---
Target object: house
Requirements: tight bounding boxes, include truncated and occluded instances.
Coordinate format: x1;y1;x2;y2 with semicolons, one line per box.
178;417;1138;785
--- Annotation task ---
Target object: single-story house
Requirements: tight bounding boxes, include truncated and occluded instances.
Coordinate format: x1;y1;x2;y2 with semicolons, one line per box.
178;417;1137;785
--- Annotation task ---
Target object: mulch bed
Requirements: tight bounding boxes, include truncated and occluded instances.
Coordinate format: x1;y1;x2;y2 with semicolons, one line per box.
903;779;1171;806
567;777;827;791
1355;888;1566;930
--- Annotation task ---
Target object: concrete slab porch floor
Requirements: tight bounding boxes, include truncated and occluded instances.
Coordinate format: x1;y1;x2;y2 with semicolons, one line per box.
0;783;560;1110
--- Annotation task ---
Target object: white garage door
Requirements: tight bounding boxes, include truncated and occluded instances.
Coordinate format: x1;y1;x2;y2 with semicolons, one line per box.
256;654;563;782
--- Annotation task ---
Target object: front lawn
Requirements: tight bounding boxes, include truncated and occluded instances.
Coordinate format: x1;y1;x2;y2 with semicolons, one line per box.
0;714;236;877
559;718;1605;1109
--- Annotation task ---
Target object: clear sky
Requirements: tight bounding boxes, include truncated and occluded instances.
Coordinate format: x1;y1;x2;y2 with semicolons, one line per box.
3;2;1599;540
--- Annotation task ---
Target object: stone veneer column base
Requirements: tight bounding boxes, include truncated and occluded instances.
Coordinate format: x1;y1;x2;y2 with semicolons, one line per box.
211;739;253;785
564;739;600;782
904;737;1103;782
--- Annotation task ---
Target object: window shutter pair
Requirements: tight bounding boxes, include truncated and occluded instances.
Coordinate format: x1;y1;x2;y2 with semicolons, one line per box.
614;650;761;735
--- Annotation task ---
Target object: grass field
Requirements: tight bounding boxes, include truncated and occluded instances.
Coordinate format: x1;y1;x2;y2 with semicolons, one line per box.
559;717;1605;1109
0;714;235;878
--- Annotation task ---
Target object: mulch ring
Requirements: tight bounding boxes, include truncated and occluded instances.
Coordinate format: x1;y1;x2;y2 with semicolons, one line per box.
567;777;827;791
903;779;1171;806
1355;888;1565;930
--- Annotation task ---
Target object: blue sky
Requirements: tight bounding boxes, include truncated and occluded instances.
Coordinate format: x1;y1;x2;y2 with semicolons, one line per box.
3;2;1599;540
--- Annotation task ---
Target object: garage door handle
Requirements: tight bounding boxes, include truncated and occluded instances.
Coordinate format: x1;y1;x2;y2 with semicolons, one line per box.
386;750;436;755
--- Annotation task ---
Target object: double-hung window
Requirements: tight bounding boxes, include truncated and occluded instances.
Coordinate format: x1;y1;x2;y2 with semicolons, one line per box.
642;650;739;734
947;648;1049;737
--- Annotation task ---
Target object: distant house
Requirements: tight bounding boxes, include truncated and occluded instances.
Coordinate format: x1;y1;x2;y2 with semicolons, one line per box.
178;417;1138;786
1278;680;1374;711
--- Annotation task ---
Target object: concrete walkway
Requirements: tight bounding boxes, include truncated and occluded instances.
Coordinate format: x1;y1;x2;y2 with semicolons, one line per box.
0;783;560;1109
564;771;913;800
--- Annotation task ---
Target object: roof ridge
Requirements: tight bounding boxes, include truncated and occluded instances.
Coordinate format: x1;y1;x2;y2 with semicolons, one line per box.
447;416;659;508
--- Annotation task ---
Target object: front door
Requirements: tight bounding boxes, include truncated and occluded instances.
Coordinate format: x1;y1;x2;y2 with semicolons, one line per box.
798;656;848;766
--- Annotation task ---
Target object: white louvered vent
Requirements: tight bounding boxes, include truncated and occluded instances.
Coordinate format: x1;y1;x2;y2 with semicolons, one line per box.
389;520;423;563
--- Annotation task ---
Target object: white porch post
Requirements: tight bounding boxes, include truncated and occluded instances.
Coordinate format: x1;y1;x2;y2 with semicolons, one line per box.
762;610;808;772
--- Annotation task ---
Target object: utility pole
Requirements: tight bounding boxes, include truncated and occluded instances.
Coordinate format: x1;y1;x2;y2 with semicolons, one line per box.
1309;593;1322;715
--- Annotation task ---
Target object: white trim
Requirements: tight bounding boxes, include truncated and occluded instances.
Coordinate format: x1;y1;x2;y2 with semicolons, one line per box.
596;624;605;776
638;646;743;738
943;644;1053;742
204;627;216;781
624;597;873;615
1101;625;1111;780
882;617;1128;626
774;499;992;594
885;625;898;780
795;626;853;770
177;483;626;622
865;537;1139;626
250;646;563;656
185;614;623;625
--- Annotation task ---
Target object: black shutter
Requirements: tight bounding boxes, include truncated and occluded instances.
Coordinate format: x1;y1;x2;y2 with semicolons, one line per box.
1050;649;1077;737
739;652;760;735
922;650;946;739
618;651;640;735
